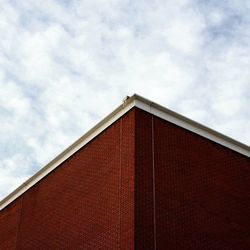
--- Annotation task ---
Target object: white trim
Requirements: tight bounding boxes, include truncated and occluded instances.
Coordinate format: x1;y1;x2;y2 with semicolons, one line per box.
0;94;249;211
133;97;250;157
0;99;135;211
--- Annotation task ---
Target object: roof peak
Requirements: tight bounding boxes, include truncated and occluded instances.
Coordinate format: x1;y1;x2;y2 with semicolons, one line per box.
0;94;249;211
131;94;249;152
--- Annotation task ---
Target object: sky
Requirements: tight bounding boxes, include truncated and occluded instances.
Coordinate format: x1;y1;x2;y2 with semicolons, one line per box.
0;0;250;200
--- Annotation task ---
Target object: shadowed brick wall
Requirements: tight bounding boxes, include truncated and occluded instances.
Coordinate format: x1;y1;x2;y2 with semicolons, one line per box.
135;108;250;250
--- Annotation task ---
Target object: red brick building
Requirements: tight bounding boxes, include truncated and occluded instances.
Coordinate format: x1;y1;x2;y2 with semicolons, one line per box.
0;94;250;249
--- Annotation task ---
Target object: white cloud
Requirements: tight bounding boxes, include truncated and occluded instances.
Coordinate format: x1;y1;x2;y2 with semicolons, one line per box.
0;0;249;199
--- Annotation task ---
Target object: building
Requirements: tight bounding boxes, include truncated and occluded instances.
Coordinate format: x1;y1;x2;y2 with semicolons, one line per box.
0;94;250;249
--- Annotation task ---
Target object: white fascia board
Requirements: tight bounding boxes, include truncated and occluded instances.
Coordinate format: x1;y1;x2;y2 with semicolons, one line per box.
0;99;135;211
133;96;250;157
0;94;249;211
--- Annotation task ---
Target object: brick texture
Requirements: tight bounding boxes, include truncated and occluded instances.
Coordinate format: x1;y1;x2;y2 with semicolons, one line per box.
134;108;250;250
0;110;135;250
135;109;155;250
0;198;22;249
0;107;250;250
153;113;250;249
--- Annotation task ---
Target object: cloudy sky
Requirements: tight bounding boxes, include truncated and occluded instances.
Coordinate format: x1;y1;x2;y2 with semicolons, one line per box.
0;0;250;200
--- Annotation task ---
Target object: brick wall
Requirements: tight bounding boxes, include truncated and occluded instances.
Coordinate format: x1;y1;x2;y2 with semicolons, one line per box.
1;107;249;249
135;108;250;250
0;110;135;250
0;198;22;249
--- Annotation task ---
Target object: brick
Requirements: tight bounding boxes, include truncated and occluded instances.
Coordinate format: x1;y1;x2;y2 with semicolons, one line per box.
0;108;249;250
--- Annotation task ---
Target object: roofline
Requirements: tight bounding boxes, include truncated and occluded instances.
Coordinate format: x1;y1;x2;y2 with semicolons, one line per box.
0;94;249;211
133;94;250;155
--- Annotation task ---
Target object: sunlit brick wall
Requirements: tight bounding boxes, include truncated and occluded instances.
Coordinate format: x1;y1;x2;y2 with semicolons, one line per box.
0;110;135;249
